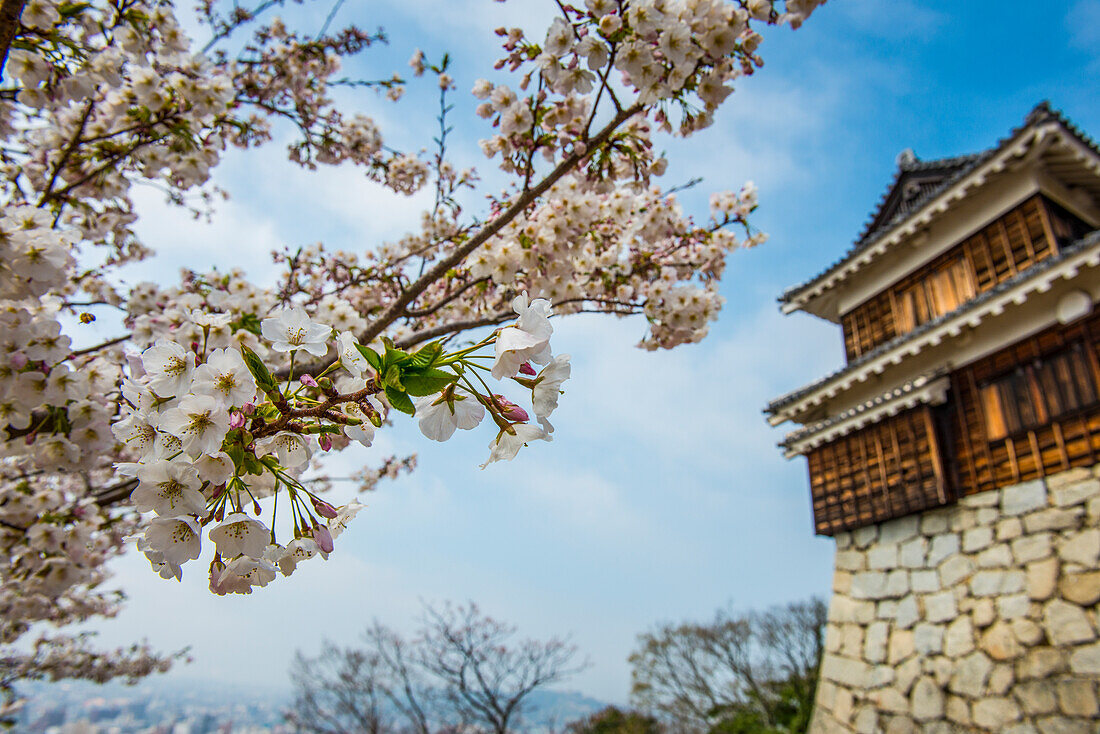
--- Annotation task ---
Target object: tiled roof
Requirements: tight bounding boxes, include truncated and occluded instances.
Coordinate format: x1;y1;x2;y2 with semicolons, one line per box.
779;102;1100;307
765;228;1100;416
779;370;948;450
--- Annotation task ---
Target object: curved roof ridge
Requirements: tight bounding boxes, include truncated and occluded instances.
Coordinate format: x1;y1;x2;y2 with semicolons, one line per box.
779;101;1099;306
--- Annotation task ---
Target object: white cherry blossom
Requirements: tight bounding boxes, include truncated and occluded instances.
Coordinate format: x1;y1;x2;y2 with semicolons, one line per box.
159;394;230;458
480;423;551;469
190;348;257;407
132;461;206;517
143;517;203;568
261;306;331;355
492;293;554;379
209;513;270;559
415;388;485;442
141;339;196;397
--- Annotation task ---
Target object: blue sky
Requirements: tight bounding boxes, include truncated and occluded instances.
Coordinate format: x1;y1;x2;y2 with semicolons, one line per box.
77;0;1100;706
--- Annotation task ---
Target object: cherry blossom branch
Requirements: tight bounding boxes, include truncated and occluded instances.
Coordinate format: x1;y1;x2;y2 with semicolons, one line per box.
359;102;643;346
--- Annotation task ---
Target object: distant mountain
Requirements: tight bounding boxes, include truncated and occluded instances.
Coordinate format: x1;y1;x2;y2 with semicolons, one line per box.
522;689;609;729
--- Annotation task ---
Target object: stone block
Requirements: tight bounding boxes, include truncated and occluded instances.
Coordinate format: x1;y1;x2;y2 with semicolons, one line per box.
835;531;852;549
864;620;888;664
980;621;1023;661
1036;717;1094;734
948;651;992;697
868;664;895;688
888;629;915;665
997;516;1023;541
833;687;854;724
898;537;927;568
1010;618;1043;646
853;706;878;734
926;533;960;566
939;554;973;587
1068;641;1100;675
977;542;1013;568
885;569;909;597
1056;678;1098;717
1050;477;1099;507
913;623;943;655
924;590;956;623
910;569;939;593
1026;556;1060;601
943;615;974;658
850;571;888;600
1060;570;1100;606
1001;479;1047;515
840;623;864;658
821;654;869;688
830;596;875;624
896;656;921;694
853;525;878;548
869;686;909;714
945;695;970;725
972;598;996;627
996;593;1031;620
835;549;865;571
1057;528;1100;566
962;489;1001;508
921;512;949;536
909;677;944;721
869;543;899;569
880;515;920;545
950;507;977;532
1012;533;1053;564
1046;466;1092;489
988;663;1014;695
972;697;1021;730
1017;647;1066;680
962;525;993;552
1043;599;1096;646
833;569;852;594
1024;506;1084;533
971;568;1025;597
1015;679;1058;715
895;595;920;629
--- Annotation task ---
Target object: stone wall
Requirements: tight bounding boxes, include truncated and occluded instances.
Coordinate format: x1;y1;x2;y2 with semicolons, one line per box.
809;466;1100;734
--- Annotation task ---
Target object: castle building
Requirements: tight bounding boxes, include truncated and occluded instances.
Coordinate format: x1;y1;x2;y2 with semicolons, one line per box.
767;103;1100;732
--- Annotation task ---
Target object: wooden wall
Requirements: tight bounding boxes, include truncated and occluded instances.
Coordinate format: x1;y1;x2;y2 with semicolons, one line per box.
806;407;952;536
807;315;1100;536
950;314;1100;496
840;195;1076;362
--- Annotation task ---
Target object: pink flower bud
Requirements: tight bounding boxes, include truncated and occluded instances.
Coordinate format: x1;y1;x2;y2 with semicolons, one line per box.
241;403;256;415
493;395;529;422
311;497;338;519
313;524;334;553
519;362;536;376
229;411;246;429
300;374;318;387
253;499;262;515
319;433;333;451
9;353;27;369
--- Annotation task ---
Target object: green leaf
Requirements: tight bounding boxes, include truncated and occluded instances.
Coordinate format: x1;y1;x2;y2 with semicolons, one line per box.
385;385;416;416
402;368;458;397
408;341;443;370
382;337;411;368
356;343;383;372
240;344;278;394
383;365;404;391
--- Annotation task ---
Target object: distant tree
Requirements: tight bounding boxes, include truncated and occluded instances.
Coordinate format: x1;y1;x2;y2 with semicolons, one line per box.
565;706;664;734
628;599;826;734
288;601;587;734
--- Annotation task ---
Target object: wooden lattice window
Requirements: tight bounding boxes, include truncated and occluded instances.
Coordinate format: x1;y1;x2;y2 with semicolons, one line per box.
979;344;1099;441
806;406;952;535
894;256;977;333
